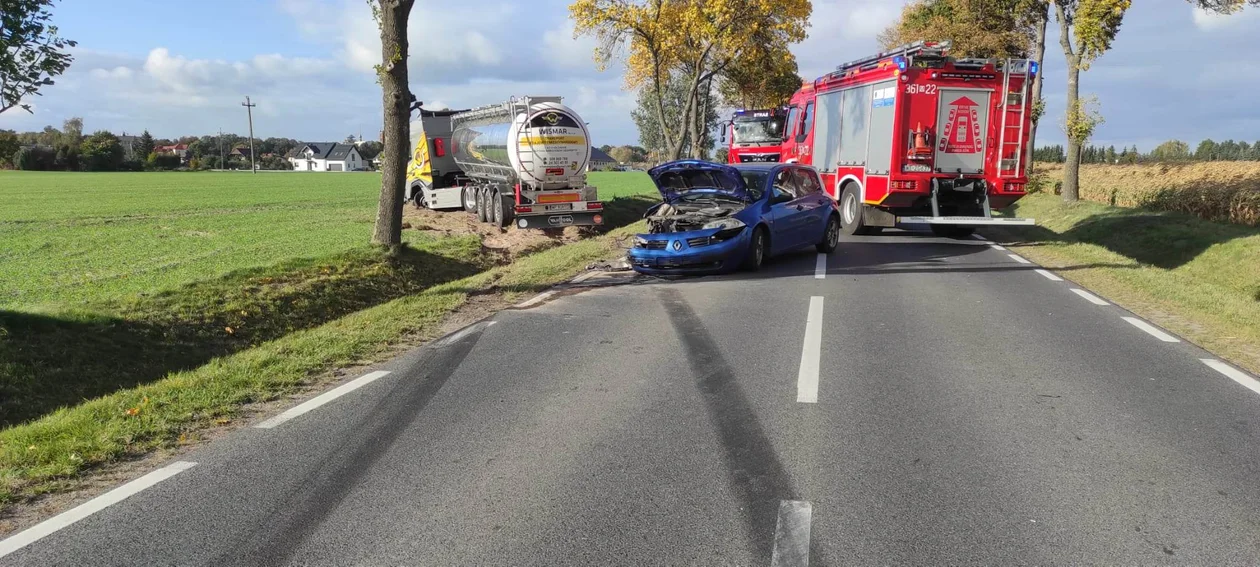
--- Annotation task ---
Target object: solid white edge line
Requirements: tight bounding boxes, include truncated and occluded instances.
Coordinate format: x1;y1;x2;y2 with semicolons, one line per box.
1122;317;1180;343
1070;288;1110;306
797;297;824;404
0;461;197;559
989;243;1007;251
814;253;826;280
254;370;392;429
515;290;556;308
1201;359;1260;396
1008;253;1032;264
769;500;812;567
571;271;598;284
1034;268;1063;282
970;233;989;241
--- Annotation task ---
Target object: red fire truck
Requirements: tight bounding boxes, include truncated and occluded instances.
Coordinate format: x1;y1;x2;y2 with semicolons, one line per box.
722;107;790;163
770;40;1036;237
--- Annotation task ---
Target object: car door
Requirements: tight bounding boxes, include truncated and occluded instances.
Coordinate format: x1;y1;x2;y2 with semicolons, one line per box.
766;168;808;253
791;167;831;245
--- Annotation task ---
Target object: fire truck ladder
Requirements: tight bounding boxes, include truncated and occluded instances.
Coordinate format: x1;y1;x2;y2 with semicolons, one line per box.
997;59;1032;179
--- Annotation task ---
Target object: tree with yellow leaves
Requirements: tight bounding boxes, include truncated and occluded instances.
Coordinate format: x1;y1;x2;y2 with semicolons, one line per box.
569;0;811;161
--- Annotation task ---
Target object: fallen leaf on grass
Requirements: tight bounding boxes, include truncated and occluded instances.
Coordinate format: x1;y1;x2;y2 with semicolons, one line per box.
225;326;234;335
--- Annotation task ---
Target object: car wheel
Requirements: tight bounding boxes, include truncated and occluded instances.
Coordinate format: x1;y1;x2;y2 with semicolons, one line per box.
839;184;868;236
817;214;840;253
930;225;975;239
742;226;769;271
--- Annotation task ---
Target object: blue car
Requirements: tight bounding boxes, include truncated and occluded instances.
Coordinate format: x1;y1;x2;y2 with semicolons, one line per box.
628;160;841;275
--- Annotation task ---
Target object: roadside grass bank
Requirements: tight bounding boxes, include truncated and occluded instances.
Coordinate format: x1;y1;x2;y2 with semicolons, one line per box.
989;193;1260;374
1038;162;1260;227
0;198;651;512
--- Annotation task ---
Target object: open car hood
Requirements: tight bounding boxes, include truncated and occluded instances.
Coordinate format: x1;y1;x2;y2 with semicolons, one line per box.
648;160;748;204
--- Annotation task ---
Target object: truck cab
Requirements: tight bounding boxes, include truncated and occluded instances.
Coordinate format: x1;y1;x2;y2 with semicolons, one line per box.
723;108;789;164
406;107;469;210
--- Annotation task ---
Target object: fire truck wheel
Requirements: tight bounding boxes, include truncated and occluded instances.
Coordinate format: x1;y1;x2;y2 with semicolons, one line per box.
742;226;769;271
839;184;868;236
817;214;840;253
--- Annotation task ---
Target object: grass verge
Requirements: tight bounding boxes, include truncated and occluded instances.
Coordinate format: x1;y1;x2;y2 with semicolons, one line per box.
0;198;651;512
988;193;1260;375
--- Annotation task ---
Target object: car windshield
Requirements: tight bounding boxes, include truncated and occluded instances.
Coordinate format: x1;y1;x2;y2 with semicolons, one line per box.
732;118;784;143
738;170;768;200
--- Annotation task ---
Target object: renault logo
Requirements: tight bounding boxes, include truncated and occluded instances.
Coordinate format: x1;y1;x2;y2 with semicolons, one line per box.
672;240;683;251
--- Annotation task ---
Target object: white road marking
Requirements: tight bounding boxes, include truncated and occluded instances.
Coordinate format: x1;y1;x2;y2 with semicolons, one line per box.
1008;254;1032;264
970;233;989;241
770;500;812;567
1201;359;1260;396
989;243;1007;251
797;297;824;404
571;271;598;284
1070;288;1110;305
1034;269;1063;282
814;253;826;279
254;371;392;429
1122;317;1180;343
515;290;557;308
0;461;197;559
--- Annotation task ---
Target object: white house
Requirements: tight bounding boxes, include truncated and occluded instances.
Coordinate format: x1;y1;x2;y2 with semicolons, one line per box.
288;142;365;172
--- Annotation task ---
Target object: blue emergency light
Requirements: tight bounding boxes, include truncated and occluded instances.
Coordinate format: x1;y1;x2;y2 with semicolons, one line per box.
1030;61;1039;75
893;56;908;71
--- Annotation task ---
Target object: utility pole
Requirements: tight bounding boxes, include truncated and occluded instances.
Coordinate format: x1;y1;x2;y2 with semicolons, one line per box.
241;96;257;174
218;128;224;170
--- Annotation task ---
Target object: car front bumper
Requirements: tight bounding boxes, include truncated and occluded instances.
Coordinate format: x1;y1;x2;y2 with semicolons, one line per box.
626;228;750;275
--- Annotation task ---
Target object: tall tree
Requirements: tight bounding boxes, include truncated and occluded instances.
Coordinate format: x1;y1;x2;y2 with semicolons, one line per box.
136;129;154;159
1;0;77;114
0;129;19;167
880;0;1037;58
1052;0;1129;202
79;130;122;171
718;48;801;110
60;116;81;145
1024;1;1048;173
370;0;415;250
570;0;810;161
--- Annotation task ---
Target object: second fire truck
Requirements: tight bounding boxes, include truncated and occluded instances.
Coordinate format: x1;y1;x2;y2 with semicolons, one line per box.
728;41;1036;237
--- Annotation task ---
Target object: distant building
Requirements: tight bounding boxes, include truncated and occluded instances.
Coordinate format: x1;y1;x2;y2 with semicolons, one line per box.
589;146;615;171
154;143;189;159
229;146;254;161
116;134;138;160
287;142;364;172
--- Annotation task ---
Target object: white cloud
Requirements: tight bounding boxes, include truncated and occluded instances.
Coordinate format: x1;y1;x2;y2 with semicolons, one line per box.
1191;5;1259;30
89;66;133;80
794;0;910;79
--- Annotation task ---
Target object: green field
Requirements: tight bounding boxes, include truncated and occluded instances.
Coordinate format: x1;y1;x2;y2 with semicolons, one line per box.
0;170;654;310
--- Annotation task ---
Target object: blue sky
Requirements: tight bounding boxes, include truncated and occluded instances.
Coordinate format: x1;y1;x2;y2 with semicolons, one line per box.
1;0;1257;150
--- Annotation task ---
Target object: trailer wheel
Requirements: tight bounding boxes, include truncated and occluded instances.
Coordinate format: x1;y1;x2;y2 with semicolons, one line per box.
491;190;507;228
462;187;477;212
476;188;489;223
839;184;869;236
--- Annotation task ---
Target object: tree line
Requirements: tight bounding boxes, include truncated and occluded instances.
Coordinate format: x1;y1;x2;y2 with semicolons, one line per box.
1035;139;1260;164
0;119;385;172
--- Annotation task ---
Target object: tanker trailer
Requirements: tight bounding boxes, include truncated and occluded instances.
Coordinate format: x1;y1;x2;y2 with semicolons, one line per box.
449;96;604;229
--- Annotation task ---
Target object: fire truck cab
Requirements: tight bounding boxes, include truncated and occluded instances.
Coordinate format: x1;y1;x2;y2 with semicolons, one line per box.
721;107;790;164
781;41;1035;237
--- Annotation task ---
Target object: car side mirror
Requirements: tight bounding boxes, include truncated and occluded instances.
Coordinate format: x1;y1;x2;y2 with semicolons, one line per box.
771;192;793;205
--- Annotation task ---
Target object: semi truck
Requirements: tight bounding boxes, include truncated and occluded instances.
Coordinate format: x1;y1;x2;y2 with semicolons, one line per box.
406;96;604;229
725;41;1037;237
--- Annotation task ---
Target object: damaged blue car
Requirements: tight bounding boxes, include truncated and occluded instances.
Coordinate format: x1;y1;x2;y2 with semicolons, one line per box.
628;161;841;275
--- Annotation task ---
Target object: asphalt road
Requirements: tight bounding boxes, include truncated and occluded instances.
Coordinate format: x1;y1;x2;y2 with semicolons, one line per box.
7;230;1260;566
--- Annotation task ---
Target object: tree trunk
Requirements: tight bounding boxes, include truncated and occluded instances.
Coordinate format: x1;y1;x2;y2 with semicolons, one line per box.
1055;1;1080;202
1025;3;1048;175
372;0;415;249
689;77;713;160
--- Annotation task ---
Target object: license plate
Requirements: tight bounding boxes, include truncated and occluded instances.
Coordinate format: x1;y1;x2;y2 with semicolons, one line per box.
544;204;572;211
547;215;575;226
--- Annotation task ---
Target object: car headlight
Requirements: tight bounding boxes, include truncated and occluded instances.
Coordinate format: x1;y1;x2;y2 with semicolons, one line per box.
634;236;648;248
702;218;746;231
